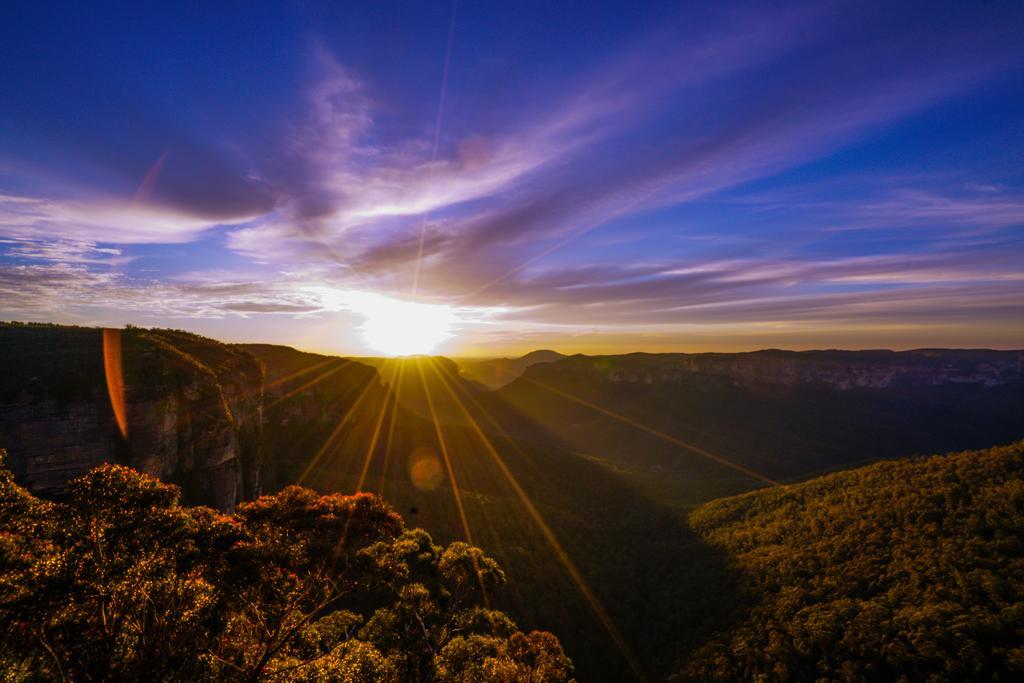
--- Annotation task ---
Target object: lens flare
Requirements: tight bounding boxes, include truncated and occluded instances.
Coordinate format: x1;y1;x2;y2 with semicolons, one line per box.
102;328;128;440
409;446;444;491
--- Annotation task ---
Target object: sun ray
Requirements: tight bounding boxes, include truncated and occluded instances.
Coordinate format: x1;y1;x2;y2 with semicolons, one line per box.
416;361;475;546
296;374;380;486
354;361;402;493
423;357;647;680
264;356;338;392
415;359;489;606
378;359;408;497
332;371;399;560
519;374;781;487
265;359;354;411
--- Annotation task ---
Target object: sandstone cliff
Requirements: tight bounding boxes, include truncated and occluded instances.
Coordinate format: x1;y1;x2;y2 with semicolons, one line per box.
526;349;1024;389
0;323;263;510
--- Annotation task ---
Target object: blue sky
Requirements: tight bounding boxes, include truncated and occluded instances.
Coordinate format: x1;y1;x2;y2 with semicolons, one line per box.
1;0;1023;355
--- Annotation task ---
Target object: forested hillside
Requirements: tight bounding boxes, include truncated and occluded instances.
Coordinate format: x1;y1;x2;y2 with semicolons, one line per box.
679;441;1024;681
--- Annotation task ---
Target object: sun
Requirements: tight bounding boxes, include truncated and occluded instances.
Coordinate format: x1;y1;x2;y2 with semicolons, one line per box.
351;292;456;356
307;287;460;356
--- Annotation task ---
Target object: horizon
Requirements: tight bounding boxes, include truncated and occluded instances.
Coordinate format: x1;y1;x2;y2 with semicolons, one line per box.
6;319;1023;361
2;1;1024;356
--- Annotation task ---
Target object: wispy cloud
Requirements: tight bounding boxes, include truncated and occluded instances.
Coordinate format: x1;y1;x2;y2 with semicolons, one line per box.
217;1;1024;313
0;238;130;265
2;0;1023;350
0;193;235;244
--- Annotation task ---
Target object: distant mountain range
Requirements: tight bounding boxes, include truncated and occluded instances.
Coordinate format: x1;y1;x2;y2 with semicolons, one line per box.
455;349;567;389
486;349;1024;506
2;323;1023;680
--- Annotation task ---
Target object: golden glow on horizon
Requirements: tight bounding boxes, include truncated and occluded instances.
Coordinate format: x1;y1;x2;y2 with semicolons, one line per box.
361;297;454;355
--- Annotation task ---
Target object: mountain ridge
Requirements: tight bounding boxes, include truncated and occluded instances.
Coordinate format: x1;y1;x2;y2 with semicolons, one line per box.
518;348;1024;390
456;349;568;389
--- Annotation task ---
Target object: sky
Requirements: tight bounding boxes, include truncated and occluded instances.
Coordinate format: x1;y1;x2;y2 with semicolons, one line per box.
1;0;1023;357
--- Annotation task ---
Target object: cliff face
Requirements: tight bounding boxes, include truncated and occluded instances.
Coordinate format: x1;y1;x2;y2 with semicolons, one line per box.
238;344;388;493
0;323;263;510
143;329;264;502
529;349;1024;390
494;348;1024;496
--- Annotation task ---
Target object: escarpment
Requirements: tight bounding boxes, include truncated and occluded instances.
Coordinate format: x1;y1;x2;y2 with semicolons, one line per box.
0;323;263;510
4;326;1022;517
523;349;1024;389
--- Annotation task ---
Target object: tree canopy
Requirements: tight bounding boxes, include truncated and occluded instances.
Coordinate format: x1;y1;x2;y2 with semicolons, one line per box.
678;441;1024;681
0;452;572;681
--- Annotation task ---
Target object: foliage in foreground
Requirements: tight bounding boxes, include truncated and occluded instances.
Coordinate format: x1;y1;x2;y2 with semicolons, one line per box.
0;454;572;681
678;441;1024;682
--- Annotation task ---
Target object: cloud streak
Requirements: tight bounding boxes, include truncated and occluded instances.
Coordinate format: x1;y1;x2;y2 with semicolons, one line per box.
2;0;1023;351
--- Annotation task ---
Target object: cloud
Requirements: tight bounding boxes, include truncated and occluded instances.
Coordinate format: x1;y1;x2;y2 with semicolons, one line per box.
0;263;322;318
0;193;235;244
850;190;1024;233
468;246;1024;327
227;5;836;264
215;0;1024;317
0;261;506;334
3;0;1023;350
0;238;130;265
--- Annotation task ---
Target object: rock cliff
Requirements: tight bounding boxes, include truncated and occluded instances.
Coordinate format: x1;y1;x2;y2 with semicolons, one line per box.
0;323;263;510
529;349;1024;389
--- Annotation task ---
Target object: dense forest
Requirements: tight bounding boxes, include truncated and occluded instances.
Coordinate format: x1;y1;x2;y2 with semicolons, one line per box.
679;441;1024;681
0;453;572;681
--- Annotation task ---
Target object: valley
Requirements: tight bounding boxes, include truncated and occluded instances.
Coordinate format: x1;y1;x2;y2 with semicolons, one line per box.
2;322;1023;679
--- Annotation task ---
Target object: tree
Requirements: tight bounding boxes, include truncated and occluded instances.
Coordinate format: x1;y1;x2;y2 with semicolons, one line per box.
0;452;573;681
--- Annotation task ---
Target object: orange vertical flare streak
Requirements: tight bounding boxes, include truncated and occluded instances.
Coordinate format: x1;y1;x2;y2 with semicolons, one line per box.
102;328;128;440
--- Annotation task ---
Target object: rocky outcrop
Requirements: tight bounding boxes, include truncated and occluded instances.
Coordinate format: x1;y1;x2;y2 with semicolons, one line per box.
530;349;1024;390
0;323;263;510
